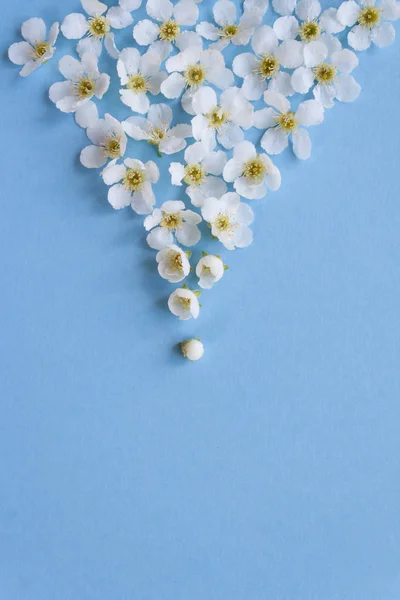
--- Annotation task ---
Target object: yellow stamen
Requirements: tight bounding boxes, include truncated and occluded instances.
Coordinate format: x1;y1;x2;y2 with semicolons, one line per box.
123;168;144;192
168;250;183;272
276;111;298;132
75;77;95;99
126;73;148;93
208;106;229;129
33;42;50;61
256;54;280;79
221;24;239;38
358;5;381;28
242;156;266;182
159;19;180;41
178;296;191;310
160;212;182;230
101;135;121;159
314;63;337;85
184;164;205;186
214;211;238;235
298;20;320;42
88;16;110;39
184;64;206;88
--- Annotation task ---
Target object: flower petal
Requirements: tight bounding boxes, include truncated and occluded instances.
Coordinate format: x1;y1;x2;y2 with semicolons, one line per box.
75;101;99;128
82;0;107;16
107;6;133;28
319;7;345;33
192;86;217;114
292;127;311;159
295;0;321;21
275;39;303;68
58;55;85;80
61;13;88;39
331;48;358;73
146;227;174;250
133;19;159;45
232;52;258;78
214;0;237;24
273;15;299;40
108;184;132;209
272;0;297;16
176;223;201;246
252;25;279;54
264;90;291;113
303;40;328;68
334;73;361;102
348;24;372;50
295;99;324;125
131;182;155;214
254;107;277;129
80;145;107;168
160;72;185;98
147;0;173;21
371;21;395;47
21;17;46;45
8;42;32;66
337;0;360;26
173;0;199;26
260;128;289;154
196;21;220;40
242;73;267;101
268;70;295;96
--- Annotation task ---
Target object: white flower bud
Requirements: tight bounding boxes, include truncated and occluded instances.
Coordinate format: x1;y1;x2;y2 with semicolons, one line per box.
181;339;204;361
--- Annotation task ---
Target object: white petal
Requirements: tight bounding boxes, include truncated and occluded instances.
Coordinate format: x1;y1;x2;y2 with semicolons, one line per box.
144;208;162;229
192;86;217;114
234;177;266;200
337;0;361;26
232;52;258;78
264;90;291;113
82;0;107;16
94;74;110;99
320;32;342;57
273;16;299;39
295;0;321;21
295;99;324;126
168;124;192;138
149;39;172;61
160;72;185;98
131;183;155;214
58;55;85;80
260;128;288;154
102;161;126;185
269;70;295;96
275;39;303;68
61;13;88;39
223;158;243;182
184;141;206;164
196;21;220;40
159;136;187;154
169;162;185;185
49;80;73;103
334;73;361;102
140;50;162;76
119;47;140;76
242;73;267;101
161;200;185;213
148;103;173;127
272;0;297;15
291;66;314;93
173;0;199;25
120;0;142;10
254;107;277;129
122;116;149;139
262;160;281;190
147;0;173;20
80;145;107;168
244;0;269;17
145;160;160;183
202;150;227;175
133;19;159;45
292;127;311;159
107;6;133;28
77;36;102;58
313;83;336;108
146;228;173;250
175;30;203;51
104;32;120;59
252;25;279;54
319;8;345;33
303;40;328;68
75;100;99;128
8;42;32;66
348;24;372;50
207;67;234;90
214;0;237;24
331;48;358;73
380;0;400;20
217;123;244;149
233;140;257;162
176;223;201;246
120;89;149;113
108;184;132;209
371;21;395;47
21;17;46;45
232;224;253;248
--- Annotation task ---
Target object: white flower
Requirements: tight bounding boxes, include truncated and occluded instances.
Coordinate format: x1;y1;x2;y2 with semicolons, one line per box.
133;0;203;62
61;0;140;59
156;244;191;282
161;47;234;114
117;48;167;114
181;338;204;361
232;25;308;101
337;0;400;50
144;200;202;249
168;287;200;319
101;158;159;213
49;53;110;113
223;140;281;200
169;142;227;208
254;91;324;160
292;47;360;107
123;103;192;156
196;0;260;52
191;86;254;150
8;18;59;77
201;193;254;250
80;114;127;168
196;253;225;288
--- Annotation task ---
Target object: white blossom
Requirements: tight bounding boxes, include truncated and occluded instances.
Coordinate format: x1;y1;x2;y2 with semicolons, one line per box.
201;192;254;250
133;0;203;62
156;244;191;282
8;18;59;77
292;47;360;107
191;86;254;150
123;103;192;156
168;287;200;319
101;158;159;213
337;0;400;50
61;0;140;59
49;53;110;114
181;338;204;360
169;142;227;208
117;48;167;114
144;200;202;249
254;91;324;160
80;114;127;168
223;140;281;200
196;253;225;288
161;47;234;114
196;0;260;52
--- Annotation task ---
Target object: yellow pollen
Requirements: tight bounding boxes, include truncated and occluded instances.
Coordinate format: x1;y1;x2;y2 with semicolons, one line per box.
298;20;320;42
88;16;110;38
184;164;205;186
221;24;239;38
148;126;167;146
168;251;183;271
160;212;182;230
358;6;381;28
184;64;206;88
126;73;148;93
159;19;180;41
33;42;50;61
276;111;298;132
208;106;228;128
101;135;121;159
76;77;95;99
214;212;237;235
178;296;191;310
314;63;337;84
243;156;266;182
123;168;144;192
257;54;280;79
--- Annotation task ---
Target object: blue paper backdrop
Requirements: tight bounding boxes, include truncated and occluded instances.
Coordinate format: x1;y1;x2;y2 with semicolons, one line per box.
1;0;400;598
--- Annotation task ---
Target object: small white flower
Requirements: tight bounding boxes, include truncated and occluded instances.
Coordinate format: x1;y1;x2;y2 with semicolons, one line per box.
196;0;260;52
8;18;59;77
61;0;140;59
117;48;167;114
254;91;324;160
161;47;234;114
156;244;191;282
191;86;254;150
196;253;225;288
133;0;203;62
181;338;204;361
223;140;281;200
168;286;200;319
233;25;307;101
80;114;127;169
292;47;360;107
49;53;110;114
169;142;227;208
123;103;192;156
101;158;159;213
201;193;254;250
337;0;400;50
144;200;202;249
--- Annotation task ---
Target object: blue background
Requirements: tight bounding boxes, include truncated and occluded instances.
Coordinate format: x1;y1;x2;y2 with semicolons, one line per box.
1;0;400;598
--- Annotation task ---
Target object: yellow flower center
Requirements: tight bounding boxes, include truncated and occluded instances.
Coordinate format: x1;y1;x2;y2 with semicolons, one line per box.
208;106;229;128
123;168;144;192
242;156;266;182
76;77;95;99
276;111;298;132
178;296;191;310
221;24;239;38
257;54;280;79
184;164;206;186
214;212;237;235
126;73;148;93
159;19;180;41
101;135;121;159
148;126;167;146
33;42;50;60
88;16;110;38
168;250;183;272
184;64;206;88
314;62;337;84
299;20;320;42
160;212;182;230
358;6;381;28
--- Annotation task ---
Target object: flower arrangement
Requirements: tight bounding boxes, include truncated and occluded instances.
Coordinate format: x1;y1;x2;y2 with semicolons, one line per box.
8;0;400;361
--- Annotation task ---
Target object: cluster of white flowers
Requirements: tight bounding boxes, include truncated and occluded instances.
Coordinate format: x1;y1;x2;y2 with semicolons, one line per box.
8;0;400;361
